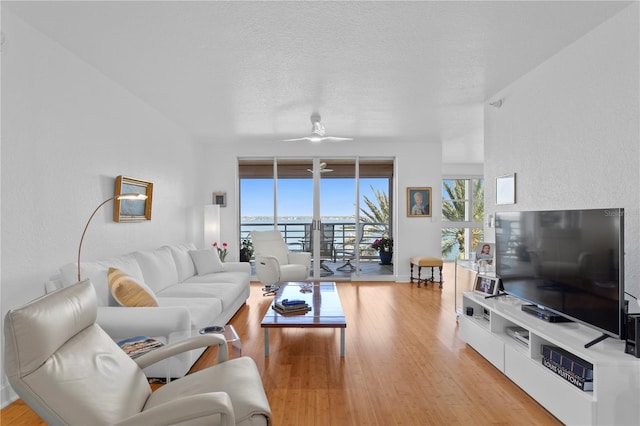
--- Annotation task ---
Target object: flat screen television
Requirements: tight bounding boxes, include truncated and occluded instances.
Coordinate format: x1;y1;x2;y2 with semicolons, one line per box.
495;208;625;341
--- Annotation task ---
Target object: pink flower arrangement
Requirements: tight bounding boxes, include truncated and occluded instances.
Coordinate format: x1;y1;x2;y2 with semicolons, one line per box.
212;241;228;262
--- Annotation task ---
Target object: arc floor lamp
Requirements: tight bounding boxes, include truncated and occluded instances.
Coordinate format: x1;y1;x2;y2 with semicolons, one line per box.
77;193;147;282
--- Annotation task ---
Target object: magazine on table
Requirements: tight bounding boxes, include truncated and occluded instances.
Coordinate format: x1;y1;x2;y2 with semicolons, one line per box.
118;336;164;359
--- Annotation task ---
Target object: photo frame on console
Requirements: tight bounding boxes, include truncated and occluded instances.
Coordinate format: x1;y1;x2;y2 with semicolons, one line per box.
475;242;495;265
473;274;500;296
114;176;153;222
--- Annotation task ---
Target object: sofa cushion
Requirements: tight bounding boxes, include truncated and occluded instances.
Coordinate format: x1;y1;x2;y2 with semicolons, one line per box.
189;249;224;275
59;255;145;307
165;244;197;281
157;282;244;313
133;247;180;293
108;268;159;307
183;271;248;286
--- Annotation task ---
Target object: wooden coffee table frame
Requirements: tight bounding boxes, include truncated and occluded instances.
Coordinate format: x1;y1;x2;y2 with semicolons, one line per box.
261;282;347;357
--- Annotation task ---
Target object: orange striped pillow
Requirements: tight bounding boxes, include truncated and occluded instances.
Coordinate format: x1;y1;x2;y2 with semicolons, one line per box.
108;267;159;307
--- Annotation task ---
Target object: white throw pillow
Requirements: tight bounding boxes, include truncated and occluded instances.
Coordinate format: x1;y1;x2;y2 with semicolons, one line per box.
166;243;197;281
133;247;180;293
189;249;224;275
59;255;145;307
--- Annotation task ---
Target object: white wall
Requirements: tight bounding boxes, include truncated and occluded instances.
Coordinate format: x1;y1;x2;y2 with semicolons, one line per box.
484;4;639;308
0;11;200;406
198;138;444;282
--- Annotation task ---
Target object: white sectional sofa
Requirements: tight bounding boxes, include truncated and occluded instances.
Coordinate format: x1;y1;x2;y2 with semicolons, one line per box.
47;243;250;379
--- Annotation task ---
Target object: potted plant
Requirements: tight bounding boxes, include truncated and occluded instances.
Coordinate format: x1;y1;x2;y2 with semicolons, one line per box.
371;237;393;265
239;239;254;262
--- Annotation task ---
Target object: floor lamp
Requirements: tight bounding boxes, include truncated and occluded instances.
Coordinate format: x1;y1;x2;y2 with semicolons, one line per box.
77;193;147;282
203;204;221;249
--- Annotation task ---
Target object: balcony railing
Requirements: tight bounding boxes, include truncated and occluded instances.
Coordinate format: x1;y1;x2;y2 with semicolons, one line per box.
240;221;389;261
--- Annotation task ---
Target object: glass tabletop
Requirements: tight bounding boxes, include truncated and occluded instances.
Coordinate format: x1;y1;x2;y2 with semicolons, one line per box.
261;282;346;327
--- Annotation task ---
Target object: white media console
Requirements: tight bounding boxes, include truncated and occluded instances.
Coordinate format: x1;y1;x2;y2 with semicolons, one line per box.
459;292;640;425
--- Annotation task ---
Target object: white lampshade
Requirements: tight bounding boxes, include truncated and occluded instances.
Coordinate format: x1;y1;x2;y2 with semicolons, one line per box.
204;204;220;248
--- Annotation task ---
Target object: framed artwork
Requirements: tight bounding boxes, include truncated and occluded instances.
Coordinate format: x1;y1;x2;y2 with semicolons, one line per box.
473;274;500;296
114;176;153;222
496;173;516;205
407;187;431;217
475;242;495;265
212;191;227;207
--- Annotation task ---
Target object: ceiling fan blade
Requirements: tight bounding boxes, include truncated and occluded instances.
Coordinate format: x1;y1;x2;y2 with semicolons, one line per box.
282;137;312;142
307;168;334;173
322;136;353;142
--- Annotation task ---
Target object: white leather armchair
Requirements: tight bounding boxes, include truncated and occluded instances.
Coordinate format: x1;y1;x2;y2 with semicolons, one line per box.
251;230;310;288
4;280;272;426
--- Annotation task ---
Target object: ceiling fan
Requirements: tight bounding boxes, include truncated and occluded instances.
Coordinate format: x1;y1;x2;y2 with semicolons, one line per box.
283;113;353;143
306;162;334;174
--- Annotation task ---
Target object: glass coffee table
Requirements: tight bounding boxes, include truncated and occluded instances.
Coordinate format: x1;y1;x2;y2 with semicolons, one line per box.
261;282;347;357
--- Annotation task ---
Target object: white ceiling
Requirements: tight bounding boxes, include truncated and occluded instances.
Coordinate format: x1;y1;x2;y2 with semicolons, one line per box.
4;1;632;163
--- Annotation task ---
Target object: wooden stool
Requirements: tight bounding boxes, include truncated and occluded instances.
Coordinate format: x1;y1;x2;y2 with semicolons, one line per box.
410;256;443;288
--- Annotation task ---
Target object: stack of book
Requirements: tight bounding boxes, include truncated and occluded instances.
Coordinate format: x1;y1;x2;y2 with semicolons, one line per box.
273;298;311;315
541;344;593;391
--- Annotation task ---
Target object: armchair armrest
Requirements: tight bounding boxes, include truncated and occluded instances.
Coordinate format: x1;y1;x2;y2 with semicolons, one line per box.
255;256;281;286
116;393;234;426
134;333;229;370
288;251;311;268
97;306;191;340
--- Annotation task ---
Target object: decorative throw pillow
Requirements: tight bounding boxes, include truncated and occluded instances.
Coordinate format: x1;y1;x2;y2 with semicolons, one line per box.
108;267;159;307
189;249;224;275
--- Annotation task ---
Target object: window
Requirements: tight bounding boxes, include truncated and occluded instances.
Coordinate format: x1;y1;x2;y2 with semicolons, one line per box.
441;178;484;260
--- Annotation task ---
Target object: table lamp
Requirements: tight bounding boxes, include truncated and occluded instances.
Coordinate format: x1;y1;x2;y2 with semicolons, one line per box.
77;193;147;281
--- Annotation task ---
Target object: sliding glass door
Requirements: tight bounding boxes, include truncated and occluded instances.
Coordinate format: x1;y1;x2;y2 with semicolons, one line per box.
239;157;394;280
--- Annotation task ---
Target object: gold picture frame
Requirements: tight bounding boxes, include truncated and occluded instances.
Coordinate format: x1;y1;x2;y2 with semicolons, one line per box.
407;187;432;217
114;176;153;222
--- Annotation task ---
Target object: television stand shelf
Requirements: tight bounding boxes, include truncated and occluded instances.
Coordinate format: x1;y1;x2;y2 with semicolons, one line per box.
459;292;640;425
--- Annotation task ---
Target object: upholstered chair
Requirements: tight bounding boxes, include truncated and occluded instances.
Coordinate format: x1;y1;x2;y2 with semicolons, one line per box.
4;280;272;426
251;230;311;287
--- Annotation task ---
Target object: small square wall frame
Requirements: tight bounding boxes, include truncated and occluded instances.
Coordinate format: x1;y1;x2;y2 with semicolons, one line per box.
496;173;516;205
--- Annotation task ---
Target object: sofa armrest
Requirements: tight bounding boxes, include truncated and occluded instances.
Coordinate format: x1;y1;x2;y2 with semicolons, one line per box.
221;261;251;274
134;334;229;369
97;306;191;340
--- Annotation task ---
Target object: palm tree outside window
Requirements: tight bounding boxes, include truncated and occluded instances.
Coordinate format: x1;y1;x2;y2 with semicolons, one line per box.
441;178;484;260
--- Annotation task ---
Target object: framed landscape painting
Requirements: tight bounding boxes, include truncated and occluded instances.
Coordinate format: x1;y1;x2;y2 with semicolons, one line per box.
114;176;153;222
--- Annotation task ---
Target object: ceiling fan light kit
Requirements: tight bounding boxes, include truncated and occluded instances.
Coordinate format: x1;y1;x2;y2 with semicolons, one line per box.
283;113;353;143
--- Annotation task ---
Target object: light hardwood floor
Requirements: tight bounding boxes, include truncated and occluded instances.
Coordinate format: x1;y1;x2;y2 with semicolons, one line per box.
1;275;561;425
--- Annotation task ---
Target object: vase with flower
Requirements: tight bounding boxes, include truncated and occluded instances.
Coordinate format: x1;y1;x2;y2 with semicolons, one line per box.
371;237;393;265
212;241;228;262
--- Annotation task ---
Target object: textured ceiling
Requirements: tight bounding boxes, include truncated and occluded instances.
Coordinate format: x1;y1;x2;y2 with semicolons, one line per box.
3;1;632;163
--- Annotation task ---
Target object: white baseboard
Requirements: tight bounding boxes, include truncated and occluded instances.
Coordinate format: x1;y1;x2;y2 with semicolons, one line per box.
1;382;18;409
